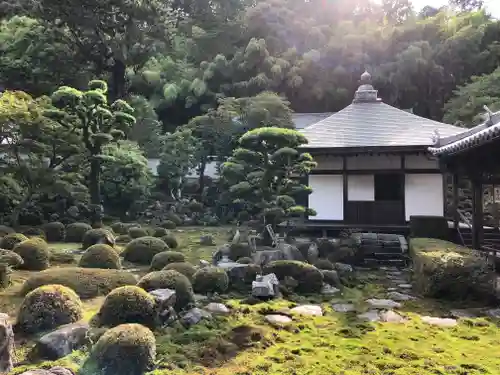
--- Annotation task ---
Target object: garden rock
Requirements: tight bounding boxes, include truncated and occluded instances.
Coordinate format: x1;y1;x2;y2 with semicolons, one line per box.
199;260;210;267
252;273;279;298
253;249;285;266
357;310;380;322
398;284;412;289
180;308;212;328
366;298;401;309
205;303;230;315
194;294;208;303
379;310;407;323
18;368;74;375
265;314;292;326
212;244;231;265
35;323;90;360
290;304;323;316
306;242;319;263
335;263;353;273
0;313;14;373
321;284;340;295
387;291;416;301
149;289;176;310
421;316;457;327
332;303;355;313
486;308;500;318
450;309;477;319
200;235;215;246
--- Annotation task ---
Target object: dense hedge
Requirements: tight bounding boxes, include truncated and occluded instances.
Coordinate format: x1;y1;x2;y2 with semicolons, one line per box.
65;223;92;243
192;267;229;294
0;233;28;250
161;234;178;249
150;251;185;271
13;238;50;270
128;227;149;239
228;243;252;261
410;216;449;241
22;227;46;239
110;222;128;235
42;222;66;242
0;225;14;237
161;220;177;229
263;260;323;294
410;238;495;300
82;228;115;249
115;234;131;243
20;267;137;299
16;284;83;334
122;237;169;265
97;286;157;328
163;262;197;280
81;323;156;375
79;244;121;269
137;270;194;311
153;227;168;237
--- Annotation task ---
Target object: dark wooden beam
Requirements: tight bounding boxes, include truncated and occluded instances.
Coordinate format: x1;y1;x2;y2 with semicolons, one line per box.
401;155;406;222
342;155;348;223
471;177;483;250
310;168;440;175
452;173;459;232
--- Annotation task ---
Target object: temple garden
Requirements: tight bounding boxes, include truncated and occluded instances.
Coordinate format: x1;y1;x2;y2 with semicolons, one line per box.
0;222;498;375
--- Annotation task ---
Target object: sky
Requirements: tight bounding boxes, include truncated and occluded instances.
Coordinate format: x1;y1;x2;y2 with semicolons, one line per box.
411;0;500;18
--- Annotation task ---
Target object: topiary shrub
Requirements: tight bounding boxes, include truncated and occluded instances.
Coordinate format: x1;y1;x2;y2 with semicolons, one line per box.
153;227;168;237
82;228;115;249
0;225;14;237
13;238;50;271
160;234;178;249
237;257;254;264
66;222;92;243
0;264;10;289
150;251;185;271
16;284;83;334
163;262;197;280
42;222;66;242
96;286;157;328
137;270;194;311
313;259;335;270
81;324;156;375
228;243;252;261
161;220;176;230
79;244;121;269
122;237;169;265
20;267;137;299
110;222;128;235
165;212;182;226
22;227;46;239
0;233;28;250
321;270;341;288
192;267;229;294
263;260;323;294
0;250;24;268
128;227;149;239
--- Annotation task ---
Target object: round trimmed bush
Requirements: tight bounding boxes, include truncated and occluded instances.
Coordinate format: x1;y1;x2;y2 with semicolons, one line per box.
122;237;169;265
79;244;121;269
192;267;229;294
161;234;178;249
0;225;14;237
161;220;176;230
237;257;254;264
110;222;128;235
42;222;66;242
115;234;131;243
13;238;50;270
22;227;46;239
229;243;252;261
164;212;182;226
163;262;197;280
0;250;24;268
20;267;137;299
16;284;83;334
263;260;323;294
81;323;156;375
66;222;92;243
153;227;168;237
128;227;149;239
97;286;156;328
0;233;28;250
82;228;115;249
313;259;335;270
150;251;185;271
137;270;194;311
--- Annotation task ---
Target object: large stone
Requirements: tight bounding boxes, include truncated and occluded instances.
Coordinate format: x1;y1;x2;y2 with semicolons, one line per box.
366;299;401;309
252;273;279;298
281;244;304;261
387;291;416;301
17;367;74;375
212;244;231;265
421;316;457;327
265;314;292;326
290;304;323;316
450;309;477;319
149;289;176;308
379;310;407;323
357;310;380;322
335;263;353;273
253;249;285;266
332;303;356;313
205;303;230;315
321;284;340;295
36;323;90;360
0;313;14;373
398;284;412;289
180;308;212;328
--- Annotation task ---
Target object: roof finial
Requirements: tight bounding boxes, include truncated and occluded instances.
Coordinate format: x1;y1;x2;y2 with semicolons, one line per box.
360;71;371;84
353;70;379;103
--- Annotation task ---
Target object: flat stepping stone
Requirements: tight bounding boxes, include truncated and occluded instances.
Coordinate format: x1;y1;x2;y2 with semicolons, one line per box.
387;271;402;276
290;305;323;316
332;303;355;313
387;291;416;301
421;316;457;327
205;303;230;315
358;310;380;322
398;284;412;289
366;298;401;309
387;287;398;292
265;314;292;326
486;308;500;318
380;310;407;323
450;309;477;319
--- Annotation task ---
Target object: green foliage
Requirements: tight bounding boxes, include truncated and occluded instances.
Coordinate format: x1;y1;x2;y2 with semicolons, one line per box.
13;238;50;270
313;259;335;270
161;233;179;249
0;233;28;250
21;227;46;239
163;262;197;280
229;243;253;261
0;226;15;237
192;267;229;294
110;222;129;235
79;244;121;269
128;227;149;239
115;234;131;244
153;227;168;237
65;223;92;243
16;284;83;334
263;260;323;294
410;238;495;300
122;237;169;264
0;250;24;268
82;228;115;249
81;324;156;375
42;221;66;242
409;216;450;240
161;220;177;230
20;267;137;299
150;251;186;271
137;270;194;311
96;286;157;329
127;95;163;157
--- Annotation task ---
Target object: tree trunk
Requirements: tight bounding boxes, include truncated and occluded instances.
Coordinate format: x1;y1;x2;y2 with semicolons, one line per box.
11;191;32;227
89;158;101;205
110;59;127;101
198;157;207;196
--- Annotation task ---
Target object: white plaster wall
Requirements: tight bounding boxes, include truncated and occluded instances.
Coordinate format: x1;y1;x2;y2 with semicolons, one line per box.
405;154;439;169
147;158;220;179
348;175;374;201
346;154;400;170
314;155;343;170
308;175;344;220
404;174;444;221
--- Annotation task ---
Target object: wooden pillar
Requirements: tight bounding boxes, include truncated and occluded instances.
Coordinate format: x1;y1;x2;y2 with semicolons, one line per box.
471;177;483;250
342;155;348;223
452;173;459;231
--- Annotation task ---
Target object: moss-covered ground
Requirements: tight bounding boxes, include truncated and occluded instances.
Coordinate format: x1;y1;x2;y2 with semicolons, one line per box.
4;227;500;375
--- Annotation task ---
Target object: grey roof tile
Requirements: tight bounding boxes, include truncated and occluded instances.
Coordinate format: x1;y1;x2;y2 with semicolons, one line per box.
292;112;334;129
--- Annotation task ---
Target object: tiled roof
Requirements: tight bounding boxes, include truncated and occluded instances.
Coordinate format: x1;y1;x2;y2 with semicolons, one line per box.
299;71;464;149
292;112;334;129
